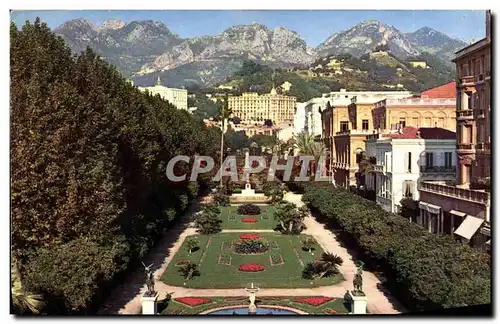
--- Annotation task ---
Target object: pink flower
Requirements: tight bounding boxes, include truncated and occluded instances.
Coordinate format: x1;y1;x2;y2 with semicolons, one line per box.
175;297;211;307
242;217;258;223
240;233;261;239
295;296;333;306
238;264;265;272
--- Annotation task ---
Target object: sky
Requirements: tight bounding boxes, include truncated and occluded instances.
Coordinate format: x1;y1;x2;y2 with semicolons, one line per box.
10;10;486;46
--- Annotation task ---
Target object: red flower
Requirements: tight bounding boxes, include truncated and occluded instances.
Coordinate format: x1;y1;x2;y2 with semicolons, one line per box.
315;260;325;264
295;296;333;306
238;264;265;272
175;297;211;307
242;217;258;223
176;260;190;265
327;309;337;314
240;233;261;239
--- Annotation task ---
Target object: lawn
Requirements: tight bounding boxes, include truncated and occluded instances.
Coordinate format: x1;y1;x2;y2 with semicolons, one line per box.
161;233;344;289
162;296;350;315
219;205;279;230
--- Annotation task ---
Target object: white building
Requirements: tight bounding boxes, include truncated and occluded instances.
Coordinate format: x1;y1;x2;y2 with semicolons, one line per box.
365;127;457;213
321;89;413;102
294;102;307;134
277;121;294;142
304;98;330;137
138;77;188;110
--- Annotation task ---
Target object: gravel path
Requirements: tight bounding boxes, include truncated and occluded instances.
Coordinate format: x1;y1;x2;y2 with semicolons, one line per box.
99;194;404;315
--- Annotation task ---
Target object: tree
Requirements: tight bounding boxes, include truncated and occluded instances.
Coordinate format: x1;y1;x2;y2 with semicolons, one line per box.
194;205;223;235
185;237;199;254
301;237;317;253
316;252;343;278
292;132;325;175
178;263;200;281
273;201;305;234
232;116;241;125
264;119;273;127
262;181;286;204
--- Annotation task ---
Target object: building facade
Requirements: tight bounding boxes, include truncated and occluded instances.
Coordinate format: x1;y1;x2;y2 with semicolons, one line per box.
417;10;491;252
228;88;296;125
294;102;307;134
138;77;188;110
365;127;457;214
371;97;457;132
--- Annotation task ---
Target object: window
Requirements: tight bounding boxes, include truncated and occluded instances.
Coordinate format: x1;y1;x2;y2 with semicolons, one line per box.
406;152;412;173
403;180;415;198
340;121;349;132
444;152;452;168
399;118;406;128
425;152;434;168
362;119;369;130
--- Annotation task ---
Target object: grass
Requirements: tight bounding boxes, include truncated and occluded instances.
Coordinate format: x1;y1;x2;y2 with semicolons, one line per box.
219;205;279;230
161;232;344;289
162;296;350;315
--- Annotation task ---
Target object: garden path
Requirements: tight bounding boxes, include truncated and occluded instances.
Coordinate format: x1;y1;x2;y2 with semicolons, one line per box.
99;193;403;315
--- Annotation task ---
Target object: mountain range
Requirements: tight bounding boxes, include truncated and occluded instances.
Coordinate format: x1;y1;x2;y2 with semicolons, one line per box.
53;18;467;87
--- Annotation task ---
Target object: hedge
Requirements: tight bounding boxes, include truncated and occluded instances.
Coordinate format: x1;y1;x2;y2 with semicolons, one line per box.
297;182;491;311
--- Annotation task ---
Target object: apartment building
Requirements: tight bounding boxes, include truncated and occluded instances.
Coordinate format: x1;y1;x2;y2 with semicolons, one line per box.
229;88;296;125
417;10;491;252
138;77;188;110
365;127;457;213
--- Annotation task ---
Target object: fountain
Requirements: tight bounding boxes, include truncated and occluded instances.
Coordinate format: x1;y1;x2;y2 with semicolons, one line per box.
245;282;260;315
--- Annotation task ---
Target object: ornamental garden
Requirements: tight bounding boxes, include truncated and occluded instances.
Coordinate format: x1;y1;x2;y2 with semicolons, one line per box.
160;184;348;314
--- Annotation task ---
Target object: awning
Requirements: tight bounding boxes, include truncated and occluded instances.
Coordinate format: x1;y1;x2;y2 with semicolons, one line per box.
480;227;491;236
418;202;429;209
450;210;467;217
454;216;485;240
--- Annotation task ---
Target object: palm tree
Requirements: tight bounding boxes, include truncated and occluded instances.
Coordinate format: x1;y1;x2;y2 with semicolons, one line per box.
292;132;325;175
316;252;343;278
301;237;317;253
11;261;44;315
218;94;232;189
178;263;200;281
273;201;305;234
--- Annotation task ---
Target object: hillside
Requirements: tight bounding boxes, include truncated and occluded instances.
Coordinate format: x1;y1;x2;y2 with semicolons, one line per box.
51;18;463;87
217;50;455;102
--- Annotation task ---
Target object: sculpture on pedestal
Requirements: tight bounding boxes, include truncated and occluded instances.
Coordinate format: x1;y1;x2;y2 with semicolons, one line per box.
245;282;260;314
142;261;156;297
353;261;364;295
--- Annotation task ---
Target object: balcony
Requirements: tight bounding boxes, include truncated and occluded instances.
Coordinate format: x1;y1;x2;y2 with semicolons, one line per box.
456;109;473;120
457;143;475;153
477;74;485;83
420;165;456;174
477;109;485;119
419;182;490;205
459;76;475;86
374;164;384;173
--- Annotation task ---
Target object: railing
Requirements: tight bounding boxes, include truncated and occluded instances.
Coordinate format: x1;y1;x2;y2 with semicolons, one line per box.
457;143;475;151
460;76;475;85
335;129;375;136
374;164;384;172
419;182;490;204
332;162;350;170
478;109;485;118
456;109;473;119
420;166;456;174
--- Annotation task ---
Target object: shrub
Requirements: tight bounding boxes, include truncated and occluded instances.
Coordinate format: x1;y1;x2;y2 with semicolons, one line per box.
301;183;491;311
238;264;265;272
234;238;269;254
213;193;230;206
24;238;130;313
194;205;223;235
237;203;261;215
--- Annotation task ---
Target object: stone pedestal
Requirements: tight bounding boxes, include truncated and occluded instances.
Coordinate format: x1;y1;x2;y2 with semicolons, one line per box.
349;291;367;314
141;292;159;315
248;303;257;315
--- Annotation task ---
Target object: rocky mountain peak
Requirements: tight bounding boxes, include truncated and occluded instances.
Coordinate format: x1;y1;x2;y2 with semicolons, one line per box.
97;19;126;31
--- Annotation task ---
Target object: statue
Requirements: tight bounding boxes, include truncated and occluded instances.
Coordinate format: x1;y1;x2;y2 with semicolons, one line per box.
353;261;364;295
142;261;156;296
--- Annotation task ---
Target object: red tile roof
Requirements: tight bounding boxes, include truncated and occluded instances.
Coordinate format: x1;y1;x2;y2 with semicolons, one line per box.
390;127;456;140
420;81;456;98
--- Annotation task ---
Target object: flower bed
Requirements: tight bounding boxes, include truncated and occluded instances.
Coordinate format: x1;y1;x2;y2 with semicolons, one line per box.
237;203;261;215
238;264;265;272
217;254;232;265
221;241;233;252
295;296;333;306
239;233;261;240
242;217;258;223
175;260;190;267
324;308;337;314
270;241;279;249
234;238;269;254
175;297;212;307
270;253;284;266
